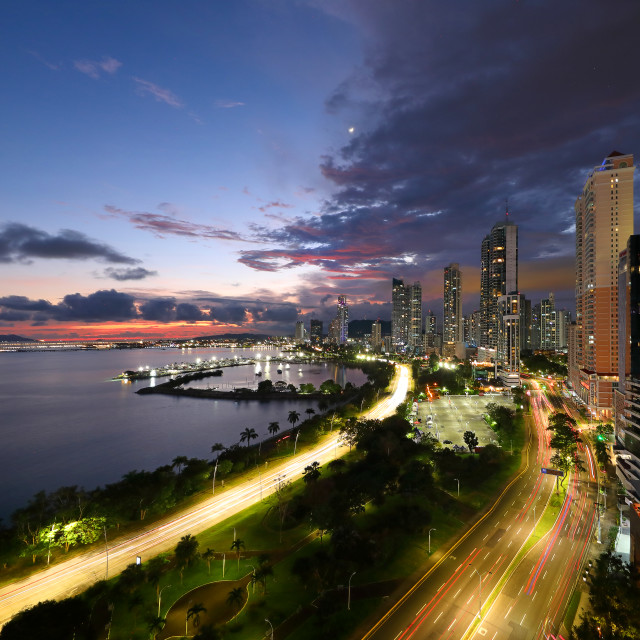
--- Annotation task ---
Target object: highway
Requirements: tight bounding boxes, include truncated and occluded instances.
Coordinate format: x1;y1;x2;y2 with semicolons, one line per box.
0;365;410;628
362;382;596;640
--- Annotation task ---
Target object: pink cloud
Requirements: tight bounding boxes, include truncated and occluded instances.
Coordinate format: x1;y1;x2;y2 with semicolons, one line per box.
132;77;183;108
74;56;122;79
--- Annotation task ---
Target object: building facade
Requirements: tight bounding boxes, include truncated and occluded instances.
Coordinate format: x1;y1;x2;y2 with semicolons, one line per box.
444;263;463;345
409;282;423;353
498;292;521;386
294;321;305;343
480;219;518;350
310;319;323;345
616;236;640;502
371;320;382;352
337;295;349;345
392;278;409;349
570;151;635;418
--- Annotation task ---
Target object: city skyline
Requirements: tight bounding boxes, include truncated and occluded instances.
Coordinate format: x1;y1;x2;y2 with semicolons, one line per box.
2;1;640;339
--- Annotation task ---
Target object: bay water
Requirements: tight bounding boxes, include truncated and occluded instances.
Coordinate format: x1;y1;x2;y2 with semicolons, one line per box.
0;347;366;521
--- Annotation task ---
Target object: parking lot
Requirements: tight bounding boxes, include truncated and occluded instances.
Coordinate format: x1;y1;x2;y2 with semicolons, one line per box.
413;393;515;450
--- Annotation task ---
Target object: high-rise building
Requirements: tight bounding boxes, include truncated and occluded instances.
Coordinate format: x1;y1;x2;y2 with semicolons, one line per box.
531;302;541;351
409;282;423;353
392;278;410;349
554;310;570;350
467;310;481;346
310;319;323;345
540;293;556;350
616;235;640;501
519;295;532;352
371;320;382;352
444;263;463;345
570;151;635;418
424;310;437;348
294;321;305;343
391;278;422;352
328;317;340;344
337;295;349;344
480;218;518;350
498;292;521;386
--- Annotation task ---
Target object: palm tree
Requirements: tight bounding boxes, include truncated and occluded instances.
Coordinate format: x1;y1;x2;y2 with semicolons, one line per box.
146;555;169;599
305;408;316;420
230;538;245;572
226;587;245;621
239;427;258;447
147;615;166;640
288;410;300;431
255;559;274;594
302;461;321;484
268;421;280;437
186;602;207;635
210;443;224;459
175;534;199;582
202;548;215;574
172;455;189;474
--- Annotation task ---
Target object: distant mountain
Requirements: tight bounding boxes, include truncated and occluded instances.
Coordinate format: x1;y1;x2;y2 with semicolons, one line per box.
348;319;391;338
0;334;36;343
192;333;274;341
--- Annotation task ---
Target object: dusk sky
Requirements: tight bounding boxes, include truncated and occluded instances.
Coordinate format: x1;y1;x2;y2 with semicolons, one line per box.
2;0;639;339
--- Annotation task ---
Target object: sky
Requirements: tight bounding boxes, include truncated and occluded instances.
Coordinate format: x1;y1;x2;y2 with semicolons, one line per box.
2;0;640;340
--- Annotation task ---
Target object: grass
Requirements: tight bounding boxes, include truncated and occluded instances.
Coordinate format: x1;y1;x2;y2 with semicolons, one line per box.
564;588;582;631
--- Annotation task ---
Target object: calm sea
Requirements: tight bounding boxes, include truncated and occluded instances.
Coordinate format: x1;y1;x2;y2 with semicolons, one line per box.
0;347;366;521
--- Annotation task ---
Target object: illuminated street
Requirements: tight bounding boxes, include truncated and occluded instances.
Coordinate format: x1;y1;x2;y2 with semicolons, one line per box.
363;382;596;640
0;365;410;629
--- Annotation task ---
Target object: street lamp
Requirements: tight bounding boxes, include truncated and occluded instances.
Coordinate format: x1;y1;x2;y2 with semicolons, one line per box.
348;571;357;610
469;566;491;619
265;619;274;640
454;478;460;497
428;528;436;554
158;584;172;617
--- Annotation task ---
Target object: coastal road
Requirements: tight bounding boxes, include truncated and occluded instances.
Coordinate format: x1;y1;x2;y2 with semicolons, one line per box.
362;384;595;640
0;365;410;628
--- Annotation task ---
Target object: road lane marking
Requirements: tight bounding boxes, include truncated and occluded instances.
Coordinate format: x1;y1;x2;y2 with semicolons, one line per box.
483;534;489;541
438;583;445;591
517;527;522;535
543;571;547;580
448;618;457;631
521;613;527;625
467;594;474;605
508;540;513;548
504;510;509;517
532;591;537;601
505;604;513;619
454;588;462;599
434;611;444;624
484;552;491;559
394;633;401;640
518;586;523;596
416;604;426;615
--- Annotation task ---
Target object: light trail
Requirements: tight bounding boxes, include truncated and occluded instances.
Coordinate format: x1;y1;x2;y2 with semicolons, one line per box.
0;365;410;628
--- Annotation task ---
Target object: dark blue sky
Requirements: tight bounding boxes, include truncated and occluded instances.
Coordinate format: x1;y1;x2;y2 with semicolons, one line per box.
1;0;639;337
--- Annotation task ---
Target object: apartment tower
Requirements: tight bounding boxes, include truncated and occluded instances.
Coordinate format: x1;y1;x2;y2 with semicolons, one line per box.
570;151;635;418
444;263;463;345
480;218;518;350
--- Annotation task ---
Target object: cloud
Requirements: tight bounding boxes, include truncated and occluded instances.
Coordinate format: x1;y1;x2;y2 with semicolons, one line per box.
235;0;640;315
104;267;158;281
132;77;184;108
104;204;251;242
74;56;122;79
215;100;245;108
0;222;138;264
27;50;61;71
257;201;294;213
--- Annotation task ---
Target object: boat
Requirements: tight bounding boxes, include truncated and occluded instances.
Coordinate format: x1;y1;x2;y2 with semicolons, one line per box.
277;369;282;374
255;371;262;376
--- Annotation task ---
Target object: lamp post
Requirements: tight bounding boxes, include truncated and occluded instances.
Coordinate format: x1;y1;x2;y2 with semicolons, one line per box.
469;566;491;619
212;459;218;495
348;571;357;610
158;584;172;617
104;525;108;579
265;618;274;640
293;431;300;455
428;528;436;555
454;478;460;497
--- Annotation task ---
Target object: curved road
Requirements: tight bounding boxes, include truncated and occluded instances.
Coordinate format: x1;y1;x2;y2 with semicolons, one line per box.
0;364;410;628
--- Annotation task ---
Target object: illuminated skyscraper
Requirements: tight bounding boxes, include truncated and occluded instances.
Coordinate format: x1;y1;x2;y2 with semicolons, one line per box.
371;320;382;351
443;263;462;345
310;319;323;345
392;278;409;348
479;218;518;350
336;295;349;345
570;151;635;418
409;282;423;353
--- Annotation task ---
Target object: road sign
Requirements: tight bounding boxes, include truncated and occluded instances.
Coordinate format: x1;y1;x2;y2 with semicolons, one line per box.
541;467;564;477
